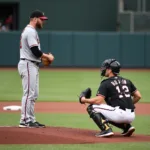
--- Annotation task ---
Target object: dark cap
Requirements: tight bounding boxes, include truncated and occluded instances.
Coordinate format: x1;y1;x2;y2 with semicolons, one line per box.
30;10;48;20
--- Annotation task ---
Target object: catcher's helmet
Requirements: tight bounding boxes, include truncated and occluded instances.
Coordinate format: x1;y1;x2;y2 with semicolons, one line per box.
101;59;121;76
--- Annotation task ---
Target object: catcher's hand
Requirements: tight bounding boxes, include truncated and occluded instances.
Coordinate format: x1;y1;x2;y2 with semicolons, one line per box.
79;88;92;104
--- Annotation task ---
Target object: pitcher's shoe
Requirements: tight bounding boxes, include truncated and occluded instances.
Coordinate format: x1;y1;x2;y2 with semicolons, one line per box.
19;123;27;128
34;121;46;128
19;121;39;128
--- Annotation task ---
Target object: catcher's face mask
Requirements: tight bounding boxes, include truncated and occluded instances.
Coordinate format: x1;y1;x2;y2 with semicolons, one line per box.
100;60;110;76
101;66;107;76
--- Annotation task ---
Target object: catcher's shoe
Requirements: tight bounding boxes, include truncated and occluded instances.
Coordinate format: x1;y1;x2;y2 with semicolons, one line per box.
121;124;135;137
34;121;46;128
95;128;114;138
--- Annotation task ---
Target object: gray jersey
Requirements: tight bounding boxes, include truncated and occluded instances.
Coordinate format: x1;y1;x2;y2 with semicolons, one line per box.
20;25;41;62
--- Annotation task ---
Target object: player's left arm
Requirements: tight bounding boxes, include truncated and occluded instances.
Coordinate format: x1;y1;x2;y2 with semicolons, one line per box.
81;82;107;104
130;80;142;104
81;95;105;104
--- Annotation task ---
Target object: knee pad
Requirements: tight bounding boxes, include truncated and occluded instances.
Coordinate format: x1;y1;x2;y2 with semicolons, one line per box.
87;105;94;117
87;105;100;118
87;105;106;119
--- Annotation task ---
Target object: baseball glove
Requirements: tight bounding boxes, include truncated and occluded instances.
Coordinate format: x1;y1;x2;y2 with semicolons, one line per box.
41;57;51;66
79;88;92;104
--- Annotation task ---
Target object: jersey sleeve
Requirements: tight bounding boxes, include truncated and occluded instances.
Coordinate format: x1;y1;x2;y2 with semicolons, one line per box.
96;82;107;98
27;31;38;48
129;80;137;93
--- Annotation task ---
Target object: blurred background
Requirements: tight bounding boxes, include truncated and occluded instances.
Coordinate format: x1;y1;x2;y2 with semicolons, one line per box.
0;0;150;68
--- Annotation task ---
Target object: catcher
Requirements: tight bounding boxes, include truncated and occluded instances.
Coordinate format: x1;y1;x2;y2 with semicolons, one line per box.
78;59;141;137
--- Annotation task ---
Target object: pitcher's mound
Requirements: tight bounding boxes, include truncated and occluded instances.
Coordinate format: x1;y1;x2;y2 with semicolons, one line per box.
0;126;150;144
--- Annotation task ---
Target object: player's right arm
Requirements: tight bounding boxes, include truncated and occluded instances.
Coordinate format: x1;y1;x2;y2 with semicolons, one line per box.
27;31;54;61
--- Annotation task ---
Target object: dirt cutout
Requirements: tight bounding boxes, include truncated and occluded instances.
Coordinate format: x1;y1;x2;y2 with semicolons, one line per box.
0;127;150;144
0;102;150;115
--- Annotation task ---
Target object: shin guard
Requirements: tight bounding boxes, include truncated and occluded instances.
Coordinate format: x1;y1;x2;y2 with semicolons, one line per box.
87;105;110;131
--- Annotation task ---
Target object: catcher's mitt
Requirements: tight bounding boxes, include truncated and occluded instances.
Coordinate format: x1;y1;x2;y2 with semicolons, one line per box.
79;88;92;104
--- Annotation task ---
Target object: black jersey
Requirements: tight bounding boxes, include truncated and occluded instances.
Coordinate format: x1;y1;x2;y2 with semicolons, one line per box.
96;76;137;110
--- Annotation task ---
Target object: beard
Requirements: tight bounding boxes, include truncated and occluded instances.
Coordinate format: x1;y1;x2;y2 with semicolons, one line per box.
36;21;43;29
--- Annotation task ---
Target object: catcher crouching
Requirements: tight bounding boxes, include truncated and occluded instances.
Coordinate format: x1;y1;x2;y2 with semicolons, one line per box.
78;59;141;137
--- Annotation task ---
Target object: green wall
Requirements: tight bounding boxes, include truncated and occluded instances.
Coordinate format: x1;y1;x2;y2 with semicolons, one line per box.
0;0;118;31
145;33;150;67
0;32;20;66
20;0;117;31
0;31;149;68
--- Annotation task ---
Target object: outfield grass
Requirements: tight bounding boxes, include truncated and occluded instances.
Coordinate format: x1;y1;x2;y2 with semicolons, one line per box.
0;69;149;102
0;113;150;135
0;143;150;150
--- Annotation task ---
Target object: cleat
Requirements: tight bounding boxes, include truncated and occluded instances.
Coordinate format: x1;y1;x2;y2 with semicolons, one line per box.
121;124;135;137
122;126;135;137
95;128;114;137
34;121;46;128
19;121;39;128
19;123;27;128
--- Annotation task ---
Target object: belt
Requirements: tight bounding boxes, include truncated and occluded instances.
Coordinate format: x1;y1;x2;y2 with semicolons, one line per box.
120;107;134;112
20;58;40;66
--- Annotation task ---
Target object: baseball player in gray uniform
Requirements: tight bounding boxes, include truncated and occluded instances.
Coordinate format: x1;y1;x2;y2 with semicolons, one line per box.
18;10;54;128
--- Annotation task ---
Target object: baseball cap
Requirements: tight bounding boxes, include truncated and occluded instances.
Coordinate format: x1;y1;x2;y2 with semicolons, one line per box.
30;10;48;20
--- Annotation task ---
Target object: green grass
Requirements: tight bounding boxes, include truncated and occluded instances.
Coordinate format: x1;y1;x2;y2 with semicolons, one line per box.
0;143;150;150
0;69;149;102
0;113;150;135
